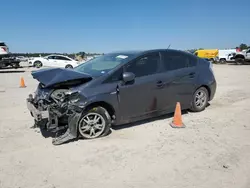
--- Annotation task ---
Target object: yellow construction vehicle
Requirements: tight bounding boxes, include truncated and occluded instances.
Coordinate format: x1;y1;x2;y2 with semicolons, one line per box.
194;49;219;63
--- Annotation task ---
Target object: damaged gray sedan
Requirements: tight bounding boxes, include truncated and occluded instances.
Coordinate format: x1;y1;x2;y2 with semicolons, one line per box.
27;49;216;145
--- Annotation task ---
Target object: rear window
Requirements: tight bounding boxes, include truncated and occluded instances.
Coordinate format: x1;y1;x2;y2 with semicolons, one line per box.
55;56;71;61
0;42;6;46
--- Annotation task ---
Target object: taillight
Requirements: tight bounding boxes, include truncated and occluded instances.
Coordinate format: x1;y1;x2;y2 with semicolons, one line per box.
1;47;7;52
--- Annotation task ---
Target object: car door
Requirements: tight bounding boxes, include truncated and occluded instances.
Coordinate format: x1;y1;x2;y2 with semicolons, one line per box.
56;56;74;67
117;52;162;121
157;50;198;112
43;55;57;67
246;49;250;60
52;56;65;67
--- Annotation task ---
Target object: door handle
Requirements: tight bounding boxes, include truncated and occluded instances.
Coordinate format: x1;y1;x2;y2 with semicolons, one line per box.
189;72;195;78
156;81;164;88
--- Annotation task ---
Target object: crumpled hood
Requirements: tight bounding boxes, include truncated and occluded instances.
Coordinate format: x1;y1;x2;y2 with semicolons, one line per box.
31;68;92;88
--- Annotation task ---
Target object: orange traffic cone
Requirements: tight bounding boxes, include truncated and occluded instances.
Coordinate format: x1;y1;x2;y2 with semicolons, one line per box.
20;77;26;88
170;102;185;128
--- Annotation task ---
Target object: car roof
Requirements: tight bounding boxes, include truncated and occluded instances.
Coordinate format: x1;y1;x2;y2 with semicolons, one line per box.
48;54;70;57
108;49;187;56
108;50;142;55
142;49;183;53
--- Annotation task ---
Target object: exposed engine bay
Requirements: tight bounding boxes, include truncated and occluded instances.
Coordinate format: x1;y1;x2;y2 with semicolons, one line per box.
27;85;85;145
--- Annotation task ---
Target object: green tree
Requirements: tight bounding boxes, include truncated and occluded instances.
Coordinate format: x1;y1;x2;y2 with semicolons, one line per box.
239;43;248;50
77;51;86;58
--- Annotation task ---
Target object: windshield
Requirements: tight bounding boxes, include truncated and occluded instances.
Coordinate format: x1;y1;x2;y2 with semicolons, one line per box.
0;42;7;46
74;53;136;77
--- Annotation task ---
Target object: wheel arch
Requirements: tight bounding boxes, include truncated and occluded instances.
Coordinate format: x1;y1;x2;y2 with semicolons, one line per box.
65;64;73;68
235;54;245;59
84;101;116;119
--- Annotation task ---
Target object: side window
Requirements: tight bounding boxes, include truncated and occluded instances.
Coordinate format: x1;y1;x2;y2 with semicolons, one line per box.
47;56;55;59
64;57;71;61
162;51;188;71
105;67;123;83
125;52;159;78
162;51;196;71
55;56;71;61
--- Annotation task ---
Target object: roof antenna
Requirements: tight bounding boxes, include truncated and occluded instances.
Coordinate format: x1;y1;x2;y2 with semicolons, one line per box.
167;44;171;49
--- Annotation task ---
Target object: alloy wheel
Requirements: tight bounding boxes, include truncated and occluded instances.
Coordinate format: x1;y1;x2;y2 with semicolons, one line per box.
78;113;106;139
195;90;207;109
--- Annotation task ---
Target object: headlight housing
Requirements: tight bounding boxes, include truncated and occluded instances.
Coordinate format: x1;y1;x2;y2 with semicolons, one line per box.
64;90;80;103
50;89;80;103
50;89;69;101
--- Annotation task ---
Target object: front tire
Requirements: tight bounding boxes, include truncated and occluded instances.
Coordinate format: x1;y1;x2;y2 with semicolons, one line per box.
234;56;245;65
78;107;111;139
190;87;209;112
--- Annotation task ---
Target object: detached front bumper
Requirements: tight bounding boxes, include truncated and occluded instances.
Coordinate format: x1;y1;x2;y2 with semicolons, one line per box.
27;100;49;121
26;94;50;128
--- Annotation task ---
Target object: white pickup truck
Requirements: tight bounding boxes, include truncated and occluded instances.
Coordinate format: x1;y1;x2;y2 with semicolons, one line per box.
218;49;237;63
231;49;250;64
0;41;20;68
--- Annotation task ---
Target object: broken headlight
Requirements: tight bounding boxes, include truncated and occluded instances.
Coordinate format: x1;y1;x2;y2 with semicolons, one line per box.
64;90;80;103
50;89;69;101
50;89;80;104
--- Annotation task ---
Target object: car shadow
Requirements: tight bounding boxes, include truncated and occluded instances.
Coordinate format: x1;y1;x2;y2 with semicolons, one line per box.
32;103;211;144
227;62;250;65
112;110;189;131
0;66;25;73
112;103;211;131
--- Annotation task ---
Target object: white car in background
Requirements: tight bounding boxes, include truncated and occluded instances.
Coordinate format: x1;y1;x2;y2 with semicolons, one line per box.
29;54;79;68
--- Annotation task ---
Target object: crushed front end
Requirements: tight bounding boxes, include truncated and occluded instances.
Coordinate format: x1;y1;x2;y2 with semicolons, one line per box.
27;84;86;145
26;68;93;145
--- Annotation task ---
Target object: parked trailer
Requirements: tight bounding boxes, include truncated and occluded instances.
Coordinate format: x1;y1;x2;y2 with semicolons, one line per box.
0;41;21;68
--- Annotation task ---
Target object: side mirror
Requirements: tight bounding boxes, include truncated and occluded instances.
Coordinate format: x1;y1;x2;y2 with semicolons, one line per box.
122;72;135;83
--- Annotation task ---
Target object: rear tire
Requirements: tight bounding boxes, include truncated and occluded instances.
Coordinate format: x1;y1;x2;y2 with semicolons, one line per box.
12;63;20;69
190;87;209;112
219;58;226;64
34;61;42;68
209;58;215;64
78;107;111;139
65;64;73;69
